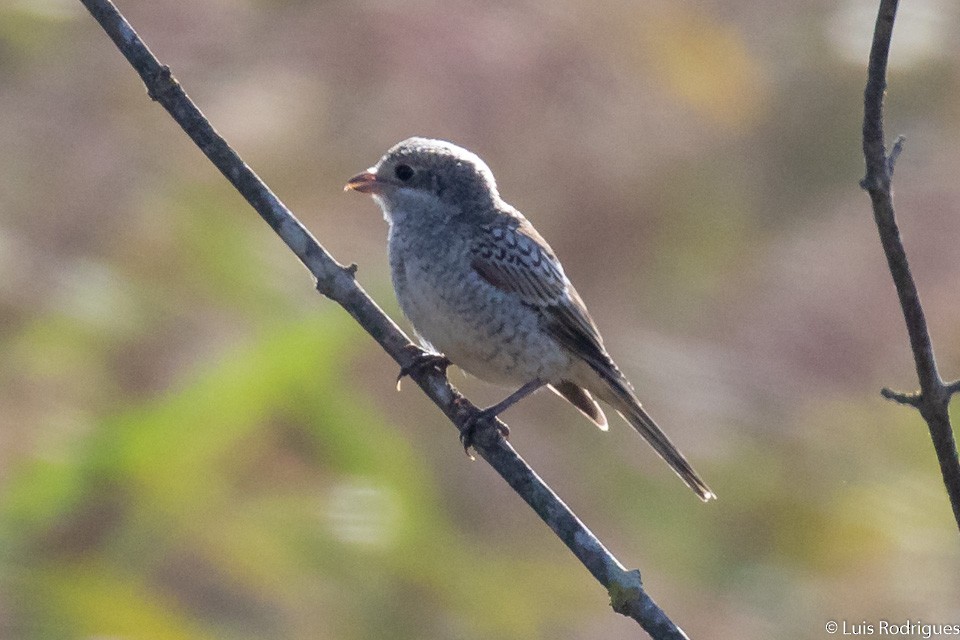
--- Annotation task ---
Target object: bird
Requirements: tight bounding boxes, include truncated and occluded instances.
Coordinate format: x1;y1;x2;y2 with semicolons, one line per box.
345;137;715;501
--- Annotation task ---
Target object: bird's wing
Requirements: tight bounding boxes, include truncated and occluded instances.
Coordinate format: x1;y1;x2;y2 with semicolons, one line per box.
471;221;714;501
469;220;612;374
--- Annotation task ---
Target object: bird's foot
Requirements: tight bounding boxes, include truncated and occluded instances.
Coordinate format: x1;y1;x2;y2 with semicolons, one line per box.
396;346;451;391
459;406;510;460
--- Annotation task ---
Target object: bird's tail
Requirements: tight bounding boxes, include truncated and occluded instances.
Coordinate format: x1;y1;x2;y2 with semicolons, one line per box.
598;374;715;502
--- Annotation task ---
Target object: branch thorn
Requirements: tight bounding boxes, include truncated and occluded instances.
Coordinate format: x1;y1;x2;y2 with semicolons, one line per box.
880;387;921;407
887;135;905;177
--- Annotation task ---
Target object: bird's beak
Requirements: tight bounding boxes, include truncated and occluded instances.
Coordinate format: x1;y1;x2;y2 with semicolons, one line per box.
344;169;381;194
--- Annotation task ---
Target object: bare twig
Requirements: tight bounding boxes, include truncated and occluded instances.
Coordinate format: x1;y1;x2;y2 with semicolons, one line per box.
879;387;921;407
861;0;960;532
79;0;696;636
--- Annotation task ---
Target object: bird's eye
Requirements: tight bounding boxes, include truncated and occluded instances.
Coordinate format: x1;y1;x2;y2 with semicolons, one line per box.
394;164;415;182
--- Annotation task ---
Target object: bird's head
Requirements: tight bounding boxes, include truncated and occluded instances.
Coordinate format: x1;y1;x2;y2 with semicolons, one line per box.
345;137;500;222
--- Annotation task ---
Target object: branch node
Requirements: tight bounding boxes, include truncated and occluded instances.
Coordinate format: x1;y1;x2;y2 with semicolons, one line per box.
608;569;644;615
345;262;358;277
314;277;332;298
145;64;177;102
880;387;922;407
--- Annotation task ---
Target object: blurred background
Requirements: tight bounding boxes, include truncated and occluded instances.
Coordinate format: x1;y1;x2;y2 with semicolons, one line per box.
2;0;960;638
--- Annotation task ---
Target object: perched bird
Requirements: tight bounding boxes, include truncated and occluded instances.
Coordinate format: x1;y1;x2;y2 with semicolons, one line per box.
345;137;715;501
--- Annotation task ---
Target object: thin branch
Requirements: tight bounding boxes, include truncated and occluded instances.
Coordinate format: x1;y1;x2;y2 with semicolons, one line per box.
860;0;960;532
79;0;694;636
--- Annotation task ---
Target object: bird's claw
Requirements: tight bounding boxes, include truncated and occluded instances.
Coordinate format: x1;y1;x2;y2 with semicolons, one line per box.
396;347;451;391
459;408;510;459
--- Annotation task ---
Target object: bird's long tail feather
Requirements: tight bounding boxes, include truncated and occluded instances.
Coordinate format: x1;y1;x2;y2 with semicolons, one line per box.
599;376;715;501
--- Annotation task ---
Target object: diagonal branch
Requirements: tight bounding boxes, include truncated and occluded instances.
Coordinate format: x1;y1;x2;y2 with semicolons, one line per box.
860;0;960;533
79;0;696;636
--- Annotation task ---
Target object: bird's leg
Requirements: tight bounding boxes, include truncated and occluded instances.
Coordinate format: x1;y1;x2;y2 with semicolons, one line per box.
396;344;452;390
460;378;546;456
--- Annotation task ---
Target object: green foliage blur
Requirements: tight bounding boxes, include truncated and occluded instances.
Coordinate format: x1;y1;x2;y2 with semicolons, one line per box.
2;1;960;638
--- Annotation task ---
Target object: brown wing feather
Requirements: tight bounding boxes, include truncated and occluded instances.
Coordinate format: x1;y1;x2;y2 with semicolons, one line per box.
470;221;566;304
469;220;614;374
